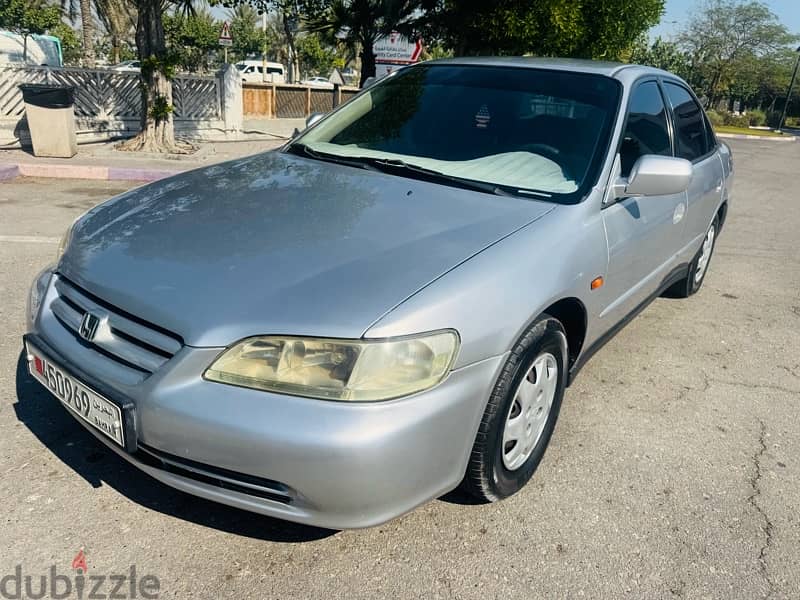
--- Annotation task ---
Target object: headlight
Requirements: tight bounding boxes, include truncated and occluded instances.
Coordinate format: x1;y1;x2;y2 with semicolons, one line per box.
204;330;459;402
56;222;75;263
27;267;52;328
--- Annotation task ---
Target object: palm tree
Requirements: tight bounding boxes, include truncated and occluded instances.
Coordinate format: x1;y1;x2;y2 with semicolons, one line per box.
95;0;136;64
306;0;421;86
60;0;96;66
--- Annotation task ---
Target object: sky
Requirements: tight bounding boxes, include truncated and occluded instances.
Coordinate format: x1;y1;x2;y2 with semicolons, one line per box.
650;0;800;39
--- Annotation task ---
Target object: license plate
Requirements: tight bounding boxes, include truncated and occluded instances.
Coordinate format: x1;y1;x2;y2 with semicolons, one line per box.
26;342;125;447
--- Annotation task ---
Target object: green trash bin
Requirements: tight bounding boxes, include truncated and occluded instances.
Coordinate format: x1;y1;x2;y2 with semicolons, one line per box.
19;84;78;158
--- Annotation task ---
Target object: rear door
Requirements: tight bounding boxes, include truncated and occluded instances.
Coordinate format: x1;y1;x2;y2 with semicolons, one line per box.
599;80;687;325
662;81;724;259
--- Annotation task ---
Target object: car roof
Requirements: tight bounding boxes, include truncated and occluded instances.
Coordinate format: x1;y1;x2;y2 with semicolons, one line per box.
425;56;678;82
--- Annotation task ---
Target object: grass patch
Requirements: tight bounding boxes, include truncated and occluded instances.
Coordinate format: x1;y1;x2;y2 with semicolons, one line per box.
714;126;787;137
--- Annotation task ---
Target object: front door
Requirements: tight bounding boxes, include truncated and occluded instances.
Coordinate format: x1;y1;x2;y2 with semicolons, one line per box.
599;80;687;326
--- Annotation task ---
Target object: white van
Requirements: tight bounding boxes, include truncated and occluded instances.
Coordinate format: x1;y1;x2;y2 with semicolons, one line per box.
1;30;63;66
236;60;286;84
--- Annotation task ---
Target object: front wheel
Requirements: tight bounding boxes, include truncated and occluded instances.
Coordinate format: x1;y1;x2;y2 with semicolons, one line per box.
461;315;568;502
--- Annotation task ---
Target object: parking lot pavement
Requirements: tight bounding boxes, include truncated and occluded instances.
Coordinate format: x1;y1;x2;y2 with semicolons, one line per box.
1;139;798;599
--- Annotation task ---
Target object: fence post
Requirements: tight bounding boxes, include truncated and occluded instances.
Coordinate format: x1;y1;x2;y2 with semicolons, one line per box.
219;63;243;138
305;86;311;117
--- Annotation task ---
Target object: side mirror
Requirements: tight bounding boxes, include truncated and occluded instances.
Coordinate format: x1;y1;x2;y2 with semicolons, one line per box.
306;112;324;129
615;155;693;198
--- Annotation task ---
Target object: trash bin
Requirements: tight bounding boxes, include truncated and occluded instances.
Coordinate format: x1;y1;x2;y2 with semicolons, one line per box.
18;84;78;158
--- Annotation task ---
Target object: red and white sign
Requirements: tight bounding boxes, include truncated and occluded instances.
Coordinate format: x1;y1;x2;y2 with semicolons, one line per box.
218;21;233;47
373;32;423;64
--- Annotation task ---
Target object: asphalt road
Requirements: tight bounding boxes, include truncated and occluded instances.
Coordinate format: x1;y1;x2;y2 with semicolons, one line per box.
1;139;798;599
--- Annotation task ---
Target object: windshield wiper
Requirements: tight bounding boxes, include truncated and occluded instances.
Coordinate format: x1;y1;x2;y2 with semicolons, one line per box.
363;158;513;196
285;143;380;172
286;146;545;198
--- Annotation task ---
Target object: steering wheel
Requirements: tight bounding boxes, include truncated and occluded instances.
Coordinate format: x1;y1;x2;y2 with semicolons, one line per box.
519;143;562;163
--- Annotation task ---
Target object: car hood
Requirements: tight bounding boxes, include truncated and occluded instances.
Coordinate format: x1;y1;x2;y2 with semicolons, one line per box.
60;151;554;347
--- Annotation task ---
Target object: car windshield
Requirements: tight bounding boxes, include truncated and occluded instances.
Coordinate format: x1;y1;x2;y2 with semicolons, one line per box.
292;64;621;201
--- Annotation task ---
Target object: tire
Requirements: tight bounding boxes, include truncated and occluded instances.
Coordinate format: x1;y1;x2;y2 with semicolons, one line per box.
462;315;568;502
664;216;719;299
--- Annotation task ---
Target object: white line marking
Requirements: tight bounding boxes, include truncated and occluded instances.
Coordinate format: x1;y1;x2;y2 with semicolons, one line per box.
0;235;59;244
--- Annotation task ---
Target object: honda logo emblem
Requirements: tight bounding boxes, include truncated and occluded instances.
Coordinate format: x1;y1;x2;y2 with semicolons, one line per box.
79;312;100;341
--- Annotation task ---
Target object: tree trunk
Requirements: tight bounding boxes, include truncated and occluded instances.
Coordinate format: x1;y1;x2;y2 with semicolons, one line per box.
359;41;376;87
80;0;95;67
283;15;297;83
119;0;179;153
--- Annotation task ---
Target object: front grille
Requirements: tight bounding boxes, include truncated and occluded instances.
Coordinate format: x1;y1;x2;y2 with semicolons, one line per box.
135;444;293;504
50;275;183;375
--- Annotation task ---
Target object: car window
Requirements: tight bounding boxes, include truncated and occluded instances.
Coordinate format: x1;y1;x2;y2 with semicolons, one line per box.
267;67;283;75
619;81;672;176
297;65;622;200
664;82;708;161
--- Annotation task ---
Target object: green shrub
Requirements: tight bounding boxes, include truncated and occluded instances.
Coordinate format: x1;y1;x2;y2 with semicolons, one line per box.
746;109;767;127
705;109;724;127
722;112;750;128
785;116;800;128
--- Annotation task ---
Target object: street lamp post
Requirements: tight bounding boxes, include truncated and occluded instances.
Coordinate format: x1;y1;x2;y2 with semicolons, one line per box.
778;46;800;131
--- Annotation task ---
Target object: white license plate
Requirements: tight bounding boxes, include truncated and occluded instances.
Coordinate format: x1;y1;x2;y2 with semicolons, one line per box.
26;342;125;447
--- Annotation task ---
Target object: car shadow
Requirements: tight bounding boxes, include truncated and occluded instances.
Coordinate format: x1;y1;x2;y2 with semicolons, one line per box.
13;350;335;543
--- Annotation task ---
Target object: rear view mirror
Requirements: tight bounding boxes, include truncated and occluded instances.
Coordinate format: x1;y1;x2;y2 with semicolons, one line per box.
619;155;693;197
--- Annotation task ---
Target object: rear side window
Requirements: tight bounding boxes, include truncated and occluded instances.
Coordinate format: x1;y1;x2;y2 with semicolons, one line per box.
619;81;672;176
664;83;709;161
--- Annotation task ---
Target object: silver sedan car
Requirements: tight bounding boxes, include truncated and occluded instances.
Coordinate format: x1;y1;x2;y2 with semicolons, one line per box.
24;58;732;529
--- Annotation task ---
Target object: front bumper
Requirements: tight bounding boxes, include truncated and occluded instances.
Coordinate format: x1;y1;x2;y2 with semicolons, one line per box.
25;316;505;529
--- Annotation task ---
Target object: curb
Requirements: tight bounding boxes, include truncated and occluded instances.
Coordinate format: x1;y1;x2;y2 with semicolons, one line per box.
0;164;19;181
0;162;183;182
716;132;796;142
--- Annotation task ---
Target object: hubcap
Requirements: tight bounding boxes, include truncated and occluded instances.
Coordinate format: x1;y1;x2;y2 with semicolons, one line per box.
694;225;716;283
502;352;558;471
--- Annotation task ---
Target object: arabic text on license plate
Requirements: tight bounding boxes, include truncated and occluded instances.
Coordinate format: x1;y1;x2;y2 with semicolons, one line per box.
26;344;125;447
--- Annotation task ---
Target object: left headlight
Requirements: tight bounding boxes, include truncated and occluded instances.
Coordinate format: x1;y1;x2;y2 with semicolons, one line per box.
204;330;459;402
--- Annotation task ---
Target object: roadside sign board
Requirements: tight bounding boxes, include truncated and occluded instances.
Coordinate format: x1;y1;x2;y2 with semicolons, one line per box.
219;21;233;47
329;68;346;86
373;32;422;64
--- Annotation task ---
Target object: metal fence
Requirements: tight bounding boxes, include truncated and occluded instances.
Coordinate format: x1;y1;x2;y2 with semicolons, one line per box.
0;65;222;121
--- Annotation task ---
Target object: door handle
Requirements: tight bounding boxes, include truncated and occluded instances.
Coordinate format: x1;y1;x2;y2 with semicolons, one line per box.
714;180;723;193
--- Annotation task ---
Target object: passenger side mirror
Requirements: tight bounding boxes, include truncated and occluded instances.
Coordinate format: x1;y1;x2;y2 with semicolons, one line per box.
305;112;324;129
613;155;693;198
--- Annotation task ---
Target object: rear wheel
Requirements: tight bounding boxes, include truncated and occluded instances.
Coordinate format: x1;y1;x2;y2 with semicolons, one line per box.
664;216;718;298
462;315;567;502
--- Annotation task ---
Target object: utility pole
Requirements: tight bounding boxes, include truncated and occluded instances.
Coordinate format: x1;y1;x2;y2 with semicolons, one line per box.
778;46;800;131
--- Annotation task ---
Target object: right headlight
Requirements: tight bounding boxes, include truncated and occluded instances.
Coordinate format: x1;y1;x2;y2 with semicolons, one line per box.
204;330;459;402
56;222;75;264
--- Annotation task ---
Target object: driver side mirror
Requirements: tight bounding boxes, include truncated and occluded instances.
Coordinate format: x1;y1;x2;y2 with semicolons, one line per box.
612;155;693;198
306;112;324;129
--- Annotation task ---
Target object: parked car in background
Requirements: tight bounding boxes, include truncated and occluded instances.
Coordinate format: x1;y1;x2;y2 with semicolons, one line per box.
236;60;286;83
301;76;334;88
25;58;732;530
109;60;141;73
